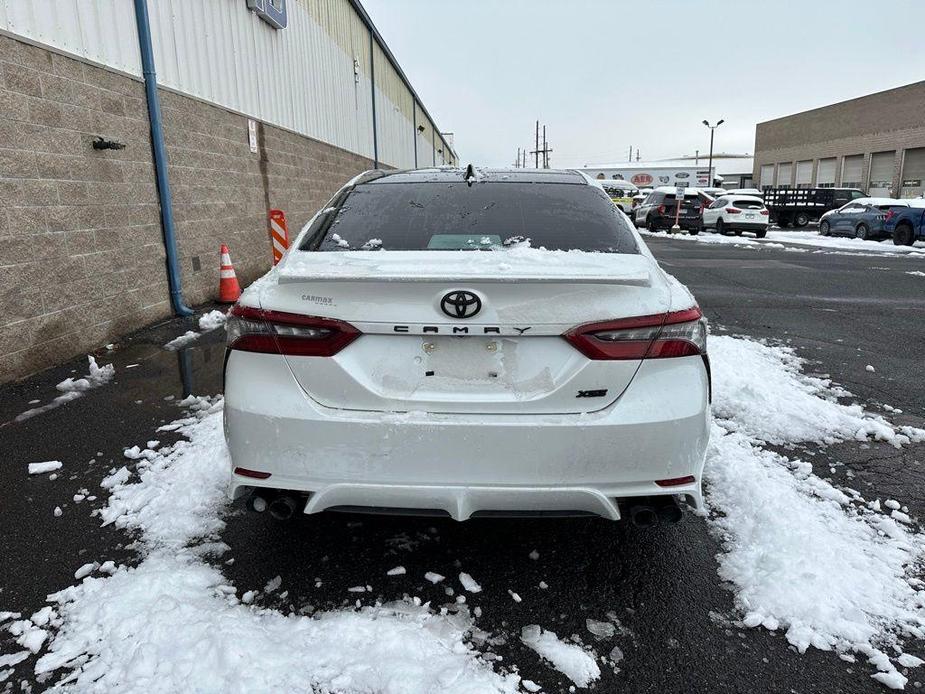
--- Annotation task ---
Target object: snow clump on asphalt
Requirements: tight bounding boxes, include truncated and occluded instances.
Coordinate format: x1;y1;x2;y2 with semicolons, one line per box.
520;625;600;687
163;330;200;351
198;309;227;331
706;335;925;689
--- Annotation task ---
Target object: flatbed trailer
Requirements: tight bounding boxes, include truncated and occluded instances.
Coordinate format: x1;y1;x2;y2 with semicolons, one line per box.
763;187;865;227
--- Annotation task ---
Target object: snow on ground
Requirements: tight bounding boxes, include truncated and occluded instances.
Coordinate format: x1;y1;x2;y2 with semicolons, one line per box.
15;356;115;423
12;398;524;693
520;625;600;687
198;309;227;332
705;335;925;689
639;227;925;257
163;330;200;351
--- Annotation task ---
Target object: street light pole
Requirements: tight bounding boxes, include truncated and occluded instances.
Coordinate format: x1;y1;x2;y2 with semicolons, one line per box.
702;119;724;187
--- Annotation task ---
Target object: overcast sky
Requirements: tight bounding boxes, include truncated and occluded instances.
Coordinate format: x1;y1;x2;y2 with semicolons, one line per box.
363;0;925;168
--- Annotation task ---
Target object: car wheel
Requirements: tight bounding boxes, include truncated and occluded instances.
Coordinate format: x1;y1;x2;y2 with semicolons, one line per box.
819;220;830;236
734;229;743;236
794;212;810;227
855;223;871;241
754;228;768;239
893;223;915;246
689;226;700;236
715;218;725;235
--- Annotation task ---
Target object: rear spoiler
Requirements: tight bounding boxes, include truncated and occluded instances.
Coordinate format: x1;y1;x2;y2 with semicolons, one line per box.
278;270;651;285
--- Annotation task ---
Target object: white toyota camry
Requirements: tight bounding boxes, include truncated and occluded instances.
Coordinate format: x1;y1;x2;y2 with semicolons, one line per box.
224;168;710;527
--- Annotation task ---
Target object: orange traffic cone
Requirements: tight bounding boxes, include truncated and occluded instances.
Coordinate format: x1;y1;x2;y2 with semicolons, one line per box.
218;244;241;303
269;209;289;265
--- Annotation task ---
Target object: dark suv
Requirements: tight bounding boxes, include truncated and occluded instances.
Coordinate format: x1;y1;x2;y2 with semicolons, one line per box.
633;188;703;234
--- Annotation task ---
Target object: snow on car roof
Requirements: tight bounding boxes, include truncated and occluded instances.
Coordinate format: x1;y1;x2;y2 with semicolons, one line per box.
854;197;908;206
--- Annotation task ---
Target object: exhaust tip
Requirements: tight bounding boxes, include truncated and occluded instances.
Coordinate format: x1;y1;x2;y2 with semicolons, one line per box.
268;494;300;521
629;505;659;528
247;489;273;513
657;501;683;524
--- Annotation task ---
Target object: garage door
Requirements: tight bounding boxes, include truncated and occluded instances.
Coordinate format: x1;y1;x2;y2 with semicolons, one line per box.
842;155;864;189
760;164;774;189
900;147;925;198
795;160;813;188
817;158;836;187
776;162;792;187
868;151;895;197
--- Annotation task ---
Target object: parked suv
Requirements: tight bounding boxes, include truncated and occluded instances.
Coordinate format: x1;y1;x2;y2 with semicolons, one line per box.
634;187;703;234
702;195;769;237
600;180;639;215
819;198;909;240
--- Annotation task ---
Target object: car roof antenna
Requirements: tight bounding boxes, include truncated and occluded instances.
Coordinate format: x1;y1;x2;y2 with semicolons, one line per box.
464;163;476;187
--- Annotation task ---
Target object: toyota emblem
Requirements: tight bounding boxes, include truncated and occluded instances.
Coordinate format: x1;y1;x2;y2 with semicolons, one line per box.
441;290;481;319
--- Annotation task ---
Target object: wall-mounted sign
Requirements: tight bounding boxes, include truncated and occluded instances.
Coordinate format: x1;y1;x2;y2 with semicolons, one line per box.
246;0;287;29
247;119;258;153
631;173;653;186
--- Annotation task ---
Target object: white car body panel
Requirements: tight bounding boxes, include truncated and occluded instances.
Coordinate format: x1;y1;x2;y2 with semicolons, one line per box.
224;169;710;521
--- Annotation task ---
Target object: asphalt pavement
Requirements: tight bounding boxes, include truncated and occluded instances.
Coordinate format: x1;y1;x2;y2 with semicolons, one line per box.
1;235;924;692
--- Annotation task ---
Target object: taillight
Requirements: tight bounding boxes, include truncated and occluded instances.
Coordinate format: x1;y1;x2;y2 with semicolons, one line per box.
226;305;360;356
657;204;666;215
760;209;770;216
725;207;742;214
563;307;706;360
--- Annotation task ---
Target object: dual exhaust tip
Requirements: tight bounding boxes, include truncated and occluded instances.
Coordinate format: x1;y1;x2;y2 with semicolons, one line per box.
627;497;683;528
248;490;304;521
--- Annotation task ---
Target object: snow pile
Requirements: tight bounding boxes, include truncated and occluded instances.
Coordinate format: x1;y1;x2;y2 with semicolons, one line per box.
163;330;200;351
520;625;600;687
198;310;227;331
55;356;115;393
710;336;923;446
20;398;523;693
16;356;115;422
705;335;925;688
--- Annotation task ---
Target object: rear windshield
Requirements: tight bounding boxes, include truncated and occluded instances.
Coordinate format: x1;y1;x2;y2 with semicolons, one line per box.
304;181;639;253
733;199;764;209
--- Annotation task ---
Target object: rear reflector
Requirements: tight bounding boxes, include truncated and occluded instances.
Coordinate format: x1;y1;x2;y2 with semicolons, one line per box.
227;304;360;357
563;307;706;360
234;467;272;479
655;475;696;487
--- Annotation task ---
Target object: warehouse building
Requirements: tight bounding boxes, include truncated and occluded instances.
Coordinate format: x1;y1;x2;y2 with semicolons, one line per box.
0;0;457;382
753;81;925;198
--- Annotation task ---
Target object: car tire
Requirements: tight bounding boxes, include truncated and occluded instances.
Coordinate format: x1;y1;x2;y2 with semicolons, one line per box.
893;223;915;246
689;227;700;236
755;228;768;239
819;220;830;236
734;229;743;236
715;218;725;235
855;223;871;241
794;212;810;228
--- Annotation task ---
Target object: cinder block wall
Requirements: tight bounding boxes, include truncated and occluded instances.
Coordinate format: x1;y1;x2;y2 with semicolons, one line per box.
0;35;374;383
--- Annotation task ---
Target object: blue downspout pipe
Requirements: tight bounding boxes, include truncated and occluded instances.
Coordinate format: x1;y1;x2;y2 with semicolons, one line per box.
133;0;193;316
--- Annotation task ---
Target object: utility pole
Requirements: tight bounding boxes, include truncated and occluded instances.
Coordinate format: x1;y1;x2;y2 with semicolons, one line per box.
534;120;539;168
542;125;547;168
703;119;724;187
628;146;633;163
636;150;640;162
516;147;521;168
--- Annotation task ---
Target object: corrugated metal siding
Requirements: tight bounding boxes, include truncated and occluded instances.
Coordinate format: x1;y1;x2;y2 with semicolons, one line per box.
0;0;455;166
0;0;140;74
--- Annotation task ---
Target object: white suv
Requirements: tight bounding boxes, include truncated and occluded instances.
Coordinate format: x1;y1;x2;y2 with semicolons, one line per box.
702;195;769;237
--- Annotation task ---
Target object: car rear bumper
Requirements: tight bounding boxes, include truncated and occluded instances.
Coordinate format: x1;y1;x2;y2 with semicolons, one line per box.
722;221;769;231
224;351;711;520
